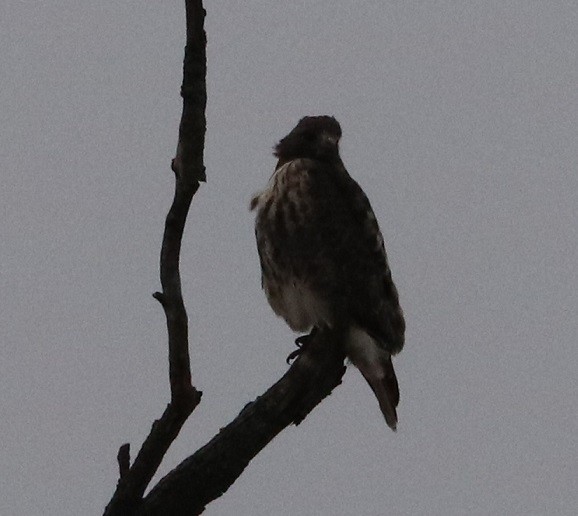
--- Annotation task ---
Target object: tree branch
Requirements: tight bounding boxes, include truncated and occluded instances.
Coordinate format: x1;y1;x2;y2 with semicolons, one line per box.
106;2;352;514
139;330;347;516
104;2;206;515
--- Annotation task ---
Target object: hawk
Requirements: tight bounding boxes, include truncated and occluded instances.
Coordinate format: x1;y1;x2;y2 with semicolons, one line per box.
250;116;405;430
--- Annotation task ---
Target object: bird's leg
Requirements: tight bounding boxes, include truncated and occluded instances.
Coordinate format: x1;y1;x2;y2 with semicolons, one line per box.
286;327;318;364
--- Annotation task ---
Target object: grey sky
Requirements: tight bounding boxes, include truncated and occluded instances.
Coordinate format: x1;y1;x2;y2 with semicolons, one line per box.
1;1;577;515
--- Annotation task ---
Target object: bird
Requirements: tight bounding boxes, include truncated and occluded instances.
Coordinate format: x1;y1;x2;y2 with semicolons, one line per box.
250;116;405;430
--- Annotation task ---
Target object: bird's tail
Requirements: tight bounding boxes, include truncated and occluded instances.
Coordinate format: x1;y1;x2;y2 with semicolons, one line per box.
361;355;399;430
346;328;400;431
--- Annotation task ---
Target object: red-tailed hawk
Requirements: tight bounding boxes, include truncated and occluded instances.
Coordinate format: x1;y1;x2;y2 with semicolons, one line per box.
250;116;405;430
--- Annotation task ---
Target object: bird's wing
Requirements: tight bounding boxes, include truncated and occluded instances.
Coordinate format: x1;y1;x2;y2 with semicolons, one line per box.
310;160;405;354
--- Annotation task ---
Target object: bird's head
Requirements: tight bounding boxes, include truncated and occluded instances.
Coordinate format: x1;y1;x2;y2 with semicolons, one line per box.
274;116;342;163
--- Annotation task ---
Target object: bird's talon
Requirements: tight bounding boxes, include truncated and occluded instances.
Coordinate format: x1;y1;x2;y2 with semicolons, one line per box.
286;348;303;364
287;331;316;364
294;335;308;348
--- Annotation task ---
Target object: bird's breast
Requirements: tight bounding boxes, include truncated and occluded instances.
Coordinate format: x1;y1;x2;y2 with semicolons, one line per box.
253;160;332;331
264;278;332;332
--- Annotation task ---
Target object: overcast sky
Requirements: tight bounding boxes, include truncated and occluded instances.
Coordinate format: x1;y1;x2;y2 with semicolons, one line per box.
2;2;577;515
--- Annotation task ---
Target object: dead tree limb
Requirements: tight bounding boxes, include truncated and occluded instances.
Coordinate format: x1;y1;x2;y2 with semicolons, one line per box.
105;2;350;514
139;331;347;516
104;2;205;514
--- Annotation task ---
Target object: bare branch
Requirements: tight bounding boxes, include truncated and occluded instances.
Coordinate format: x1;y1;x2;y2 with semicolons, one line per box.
117;444;130;479
104;2;206;514
139;331;347;516
106;3;353;514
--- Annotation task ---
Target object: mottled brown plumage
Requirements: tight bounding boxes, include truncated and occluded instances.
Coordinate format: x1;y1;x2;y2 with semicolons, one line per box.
251;116;405;430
